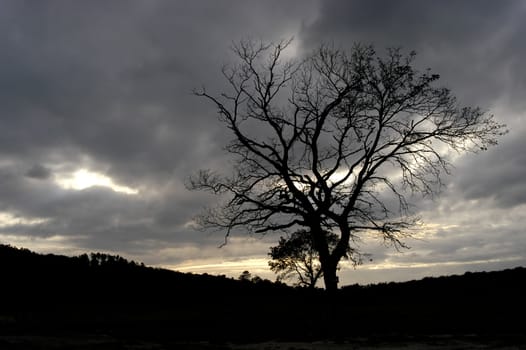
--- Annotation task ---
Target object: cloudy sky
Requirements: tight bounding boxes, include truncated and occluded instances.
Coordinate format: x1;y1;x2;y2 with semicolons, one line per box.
1;0;525;286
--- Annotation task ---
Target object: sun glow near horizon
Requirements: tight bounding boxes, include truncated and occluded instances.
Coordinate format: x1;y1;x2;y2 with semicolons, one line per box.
55;169;139;195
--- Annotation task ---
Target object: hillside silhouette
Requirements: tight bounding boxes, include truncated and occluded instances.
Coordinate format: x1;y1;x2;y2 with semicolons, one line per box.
1;244;525;344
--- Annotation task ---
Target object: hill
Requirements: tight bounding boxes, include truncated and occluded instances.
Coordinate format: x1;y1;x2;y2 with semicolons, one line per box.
1;244;525;344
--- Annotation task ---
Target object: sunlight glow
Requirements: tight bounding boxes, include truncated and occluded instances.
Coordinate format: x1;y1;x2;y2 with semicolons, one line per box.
286;168;357;195
281;39;300;60
0;212;50;228
360;256;524;271
56;169;139;195
169;258;272;278
327;168;358;187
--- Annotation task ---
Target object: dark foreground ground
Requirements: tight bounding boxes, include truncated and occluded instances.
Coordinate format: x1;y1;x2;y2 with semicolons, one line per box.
1;245;525;348
1;334;525;349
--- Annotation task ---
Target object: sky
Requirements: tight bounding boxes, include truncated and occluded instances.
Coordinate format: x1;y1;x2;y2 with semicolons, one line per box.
1;0;525;286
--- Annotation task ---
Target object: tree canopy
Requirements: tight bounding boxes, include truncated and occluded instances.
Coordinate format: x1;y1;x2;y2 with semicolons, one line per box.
189;39;506;291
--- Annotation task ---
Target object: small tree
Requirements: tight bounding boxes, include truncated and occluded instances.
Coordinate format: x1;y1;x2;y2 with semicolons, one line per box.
269;230;364;288
189;39;505;291
238;270;252;281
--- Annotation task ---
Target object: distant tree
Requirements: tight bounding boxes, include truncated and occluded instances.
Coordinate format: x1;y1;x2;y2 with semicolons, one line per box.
238;270;252;281
238;270;265;283
250;275;263;284
269;230;364;288
77;253;90;268
190;39;506;291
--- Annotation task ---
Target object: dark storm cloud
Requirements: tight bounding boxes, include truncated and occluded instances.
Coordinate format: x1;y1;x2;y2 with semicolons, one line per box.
306;0;514;45
452;131;526;208
1;1;524;283
302;0;526;108
0;1;317;257
25;164;52;180
0;0;317;184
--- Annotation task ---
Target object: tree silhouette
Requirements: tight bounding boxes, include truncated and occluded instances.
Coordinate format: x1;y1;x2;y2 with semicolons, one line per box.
269;229;364;288
238;270;252;281
190;39;506;291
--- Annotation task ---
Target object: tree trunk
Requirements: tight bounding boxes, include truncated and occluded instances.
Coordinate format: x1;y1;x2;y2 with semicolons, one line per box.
309;223;341;291
321;258;339;292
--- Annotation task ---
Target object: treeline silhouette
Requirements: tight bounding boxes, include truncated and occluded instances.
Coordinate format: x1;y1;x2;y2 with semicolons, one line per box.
0;244;525;342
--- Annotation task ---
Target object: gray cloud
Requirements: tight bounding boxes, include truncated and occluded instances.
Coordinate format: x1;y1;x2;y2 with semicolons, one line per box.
302;0;526;108
0;1;317;258
25;164;52;180
451;130;526;207
0;1;524;284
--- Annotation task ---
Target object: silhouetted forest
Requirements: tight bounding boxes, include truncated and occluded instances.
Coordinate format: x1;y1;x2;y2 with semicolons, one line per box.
1;244;525;344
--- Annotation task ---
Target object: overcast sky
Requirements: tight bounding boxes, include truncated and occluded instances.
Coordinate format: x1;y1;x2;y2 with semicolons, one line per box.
1;0;525;285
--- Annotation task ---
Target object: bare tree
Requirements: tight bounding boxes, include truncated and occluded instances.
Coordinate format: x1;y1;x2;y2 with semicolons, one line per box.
189;39;506;291
269;229;364;288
